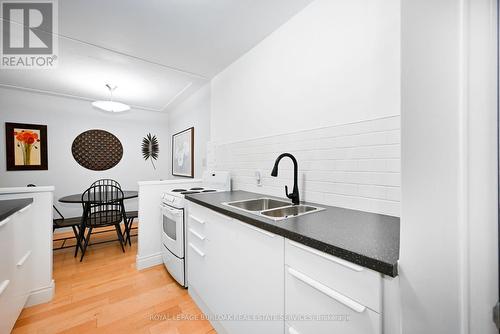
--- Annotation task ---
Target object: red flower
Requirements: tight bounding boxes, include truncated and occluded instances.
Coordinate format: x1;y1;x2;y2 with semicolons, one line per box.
14;130;38;145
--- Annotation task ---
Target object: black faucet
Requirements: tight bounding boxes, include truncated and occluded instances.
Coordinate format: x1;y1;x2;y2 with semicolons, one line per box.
271;153;300;205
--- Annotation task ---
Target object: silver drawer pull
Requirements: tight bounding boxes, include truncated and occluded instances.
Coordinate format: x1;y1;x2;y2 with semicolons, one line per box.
0;280;10;296
288;326;301;334
0;216;11;228
189;228;206;241
189;243;205;257
17;250;32;267
18;204;32;214
289;240;363;272
288;267;366;313
189;215;205;225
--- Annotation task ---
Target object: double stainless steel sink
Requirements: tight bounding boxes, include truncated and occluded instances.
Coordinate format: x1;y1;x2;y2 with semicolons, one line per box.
222;198;323;221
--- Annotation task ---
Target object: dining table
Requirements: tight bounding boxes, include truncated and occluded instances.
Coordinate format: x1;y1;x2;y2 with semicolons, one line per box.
59;191;139;204
58;190;139;249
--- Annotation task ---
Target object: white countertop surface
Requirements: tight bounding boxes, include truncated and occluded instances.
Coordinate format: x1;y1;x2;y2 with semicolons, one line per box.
0;186;55;194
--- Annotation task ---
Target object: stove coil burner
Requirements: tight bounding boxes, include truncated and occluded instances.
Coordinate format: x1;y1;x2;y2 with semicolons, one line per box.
172;189;187;192
190;187;204;190
202;190;216;192
181;191;201;195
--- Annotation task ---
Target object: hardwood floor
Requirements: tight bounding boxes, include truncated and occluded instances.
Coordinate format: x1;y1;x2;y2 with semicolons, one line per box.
12;225;215;334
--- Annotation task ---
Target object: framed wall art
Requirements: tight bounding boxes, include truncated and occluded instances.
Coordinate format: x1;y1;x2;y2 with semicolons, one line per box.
5;122;48;171
172;127;194;178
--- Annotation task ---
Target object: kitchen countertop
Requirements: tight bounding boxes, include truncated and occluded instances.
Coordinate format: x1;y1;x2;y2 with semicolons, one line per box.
185;190;400;277
0;198;33;222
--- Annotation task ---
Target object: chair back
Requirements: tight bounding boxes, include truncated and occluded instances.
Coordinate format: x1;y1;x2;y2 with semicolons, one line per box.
82;184;125;228
90;179;121;188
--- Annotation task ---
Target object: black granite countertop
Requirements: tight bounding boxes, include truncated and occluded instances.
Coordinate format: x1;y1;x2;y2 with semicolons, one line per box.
0;198;33;222
185;190;400;277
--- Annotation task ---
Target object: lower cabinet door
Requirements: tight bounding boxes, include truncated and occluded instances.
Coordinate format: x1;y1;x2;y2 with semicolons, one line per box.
207;218;285;334
285;265;381;334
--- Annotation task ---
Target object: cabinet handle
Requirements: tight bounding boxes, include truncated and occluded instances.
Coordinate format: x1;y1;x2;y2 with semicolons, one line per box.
288;240;363;272
189;215;205;225
243;223;276;238
0;216;11;228
17;250;32;267
189;228;206;241
189;243;205;257
288;267;366;313
0;280;10;296
18;204;32;214
288;326;301;334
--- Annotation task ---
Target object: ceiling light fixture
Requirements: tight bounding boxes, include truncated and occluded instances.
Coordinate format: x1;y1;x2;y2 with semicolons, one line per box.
92;84;130;113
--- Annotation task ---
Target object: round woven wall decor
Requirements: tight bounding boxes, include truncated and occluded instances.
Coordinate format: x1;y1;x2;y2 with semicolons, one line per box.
71;129;123;171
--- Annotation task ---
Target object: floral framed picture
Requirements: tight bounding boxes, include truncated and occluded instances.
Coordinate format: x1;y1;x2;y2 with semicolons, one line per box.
172;127;194;178
5;122;48;171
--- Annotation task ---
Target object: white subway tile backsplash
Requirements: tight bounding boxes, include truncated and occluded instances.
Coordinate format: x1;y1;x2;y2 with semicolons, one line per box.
214;116;401;217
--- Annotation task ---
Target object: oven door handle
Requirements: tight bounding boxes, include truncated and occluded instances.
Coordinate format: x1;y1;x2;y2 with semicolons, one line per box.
160;205;183;216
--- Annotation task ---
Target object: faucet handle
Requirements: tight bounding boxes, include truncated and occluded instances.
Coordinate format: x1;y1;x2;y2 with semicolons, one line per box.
285;185;291;199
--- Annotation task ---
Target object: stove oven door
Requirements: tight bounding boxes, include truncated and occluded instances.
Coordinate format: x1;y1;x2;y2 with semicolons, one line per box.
160;204;184;258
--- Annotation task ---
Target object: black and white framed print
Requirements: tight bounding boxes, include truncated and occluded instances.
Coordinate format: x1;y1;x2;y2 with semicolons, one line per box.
172;127;194;178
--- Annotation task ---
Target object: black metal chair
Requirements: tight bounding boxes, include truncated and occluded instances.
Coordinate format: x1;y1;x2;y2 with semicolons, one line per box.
90;179;122;188
75;184;127;261
52;207;84;251
124;210;138;246
89;179;138;246
27;184;83;251
90;180;138;246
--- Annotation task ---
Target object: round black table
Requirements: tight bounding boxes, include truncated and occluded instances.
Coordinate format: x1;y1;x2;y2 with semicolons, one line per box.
59;191;138;203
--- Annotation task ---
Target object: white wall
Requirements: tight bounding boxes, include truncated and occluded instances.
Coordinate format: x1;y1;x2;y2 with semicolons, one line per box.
400;1;462;332
467;0;498;332
0;87;170;217
211;0;400;144
209;0;401;216
400;0;498;333
168;84;211;179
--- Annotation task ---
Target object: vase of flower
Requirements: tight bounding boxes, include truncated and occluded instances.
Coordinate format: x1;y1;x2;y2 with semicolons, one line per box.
15;130;40;165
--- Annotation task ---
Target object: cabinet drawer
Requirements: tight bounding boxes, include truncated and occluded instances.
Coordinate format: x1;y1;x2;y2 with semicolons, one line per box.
188;203;232;227
285;240;381;313
13;205;32;269
187;226;207;251
12;247;33;310
0;213;15;285
285;265;381;334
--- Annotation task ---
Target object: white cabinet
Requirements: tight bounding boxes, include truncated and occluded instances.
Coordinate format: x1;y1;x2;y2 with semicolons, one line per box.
0;203;33;334
187;204;215;310
285;240;382;334
187;203;391;334
187;203;284;334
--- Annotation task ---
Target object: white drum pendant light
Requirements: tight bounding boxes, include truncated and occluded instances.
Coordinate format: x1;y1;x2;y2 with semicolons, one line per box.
92;84;130;113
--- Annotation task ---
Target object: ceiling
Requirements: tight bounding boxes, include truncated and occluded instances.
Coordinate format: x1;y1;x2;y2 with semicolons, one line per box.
0;0;315;112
